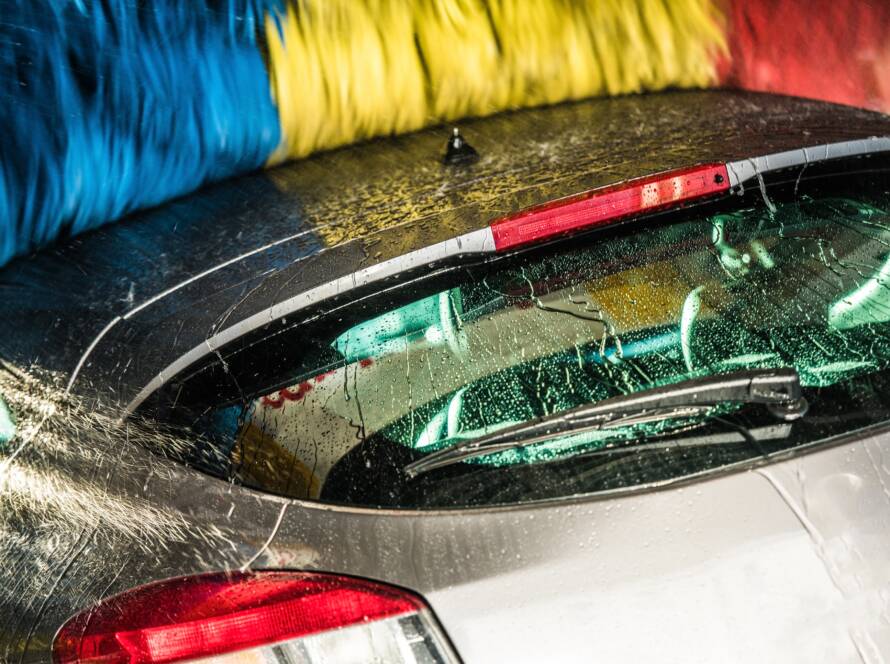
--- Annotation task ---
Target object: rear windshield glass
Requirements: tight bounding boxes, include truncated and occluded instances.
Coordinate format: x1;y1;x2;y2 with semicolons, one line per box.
150;173;890;509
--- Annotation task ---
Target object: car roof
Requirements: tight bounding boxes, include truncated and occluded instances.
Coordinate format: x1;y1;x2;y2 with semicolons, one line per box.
3;90;890;407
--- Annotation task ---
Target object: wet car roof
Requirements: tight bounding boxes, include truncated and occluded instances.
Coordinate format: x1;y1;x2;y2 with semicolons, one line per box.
3;90;890;406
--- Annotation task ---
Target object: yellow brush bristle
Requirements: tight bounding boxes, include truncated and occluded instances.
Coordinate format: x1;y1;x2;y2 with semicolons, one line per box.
265;0;726;163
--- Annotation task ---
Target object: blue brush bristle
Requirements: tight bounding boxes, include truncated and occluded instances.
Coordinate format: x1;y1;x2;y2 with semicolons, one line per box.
0;0;283;266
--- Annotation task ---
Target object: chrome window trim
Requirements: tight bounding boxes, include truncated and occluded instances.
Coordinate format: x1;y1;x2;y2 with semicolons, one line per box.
123;138;890;415
124;227;496;415
725;136;890;188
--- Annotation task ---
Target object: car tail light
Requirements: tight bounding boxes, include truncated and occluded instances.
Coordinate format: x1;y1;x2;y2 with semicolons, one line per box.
490;163;729;251
53;571;458;664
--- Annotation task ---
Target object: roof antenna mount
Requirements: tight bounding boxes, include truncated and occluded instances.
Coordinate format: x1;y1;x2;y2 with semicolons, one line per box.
443;127;479;166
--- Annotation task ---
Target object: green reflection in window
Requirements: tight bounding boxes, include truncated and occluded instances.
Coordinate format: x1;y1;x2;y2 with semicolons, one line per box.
333;289;464;361
829;254;890;330
0;396;15;447
365;195;890;467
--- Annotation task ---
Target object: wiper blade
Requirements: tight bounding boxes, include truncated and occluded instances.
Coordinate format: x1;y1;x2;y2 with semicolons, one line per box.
403;368;807;478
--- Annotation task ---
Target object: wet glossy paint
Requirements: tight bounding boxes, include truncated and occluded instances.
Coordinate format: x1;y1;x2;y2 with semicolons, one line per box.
3;93;890;662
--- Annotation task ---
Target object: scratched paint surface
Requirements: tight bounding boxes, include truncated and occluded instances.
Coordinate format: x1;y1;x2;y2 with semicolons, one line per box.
3;92;890;661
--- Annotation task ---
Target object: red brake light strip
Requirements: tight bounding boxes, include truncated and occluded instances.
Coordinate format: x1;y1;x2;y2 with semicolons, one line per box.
490;163;729;251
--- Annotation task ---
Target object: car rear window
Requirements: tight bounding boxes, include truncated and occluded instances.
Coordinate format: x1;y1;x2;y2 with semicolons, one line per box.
146;165;890;509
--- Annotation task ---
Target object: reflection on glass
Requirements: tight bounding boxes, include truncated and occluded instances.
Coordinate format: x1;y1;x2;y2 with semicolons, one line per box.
211;195;890;500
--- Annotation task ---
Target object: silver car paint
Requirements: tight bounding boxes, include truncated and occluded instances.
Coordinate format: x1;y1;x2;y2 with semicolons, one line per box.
192;422;875;663
5;91;890;662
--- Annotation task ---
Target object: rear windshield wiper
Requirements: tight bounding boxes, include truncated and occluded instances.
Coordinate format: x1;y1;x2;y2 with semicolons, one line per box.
403;368;808;478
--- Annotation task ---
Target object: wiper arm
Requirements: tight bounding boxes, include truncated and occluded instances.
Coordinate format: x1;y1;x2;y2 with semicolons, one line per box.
403;368;807;479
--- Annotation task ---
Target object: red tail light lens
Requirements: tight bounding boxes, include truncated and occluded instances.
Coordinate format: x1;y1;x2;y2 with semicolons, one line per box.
490;163;729;251
53;571;458;664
